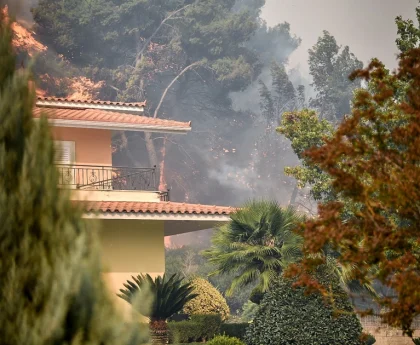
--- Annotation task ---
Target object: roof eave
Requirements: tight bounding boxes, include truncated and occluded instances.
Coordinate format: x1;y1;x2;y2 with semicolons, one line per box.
82;211;231;222
36;118;192;134
36;100;145;113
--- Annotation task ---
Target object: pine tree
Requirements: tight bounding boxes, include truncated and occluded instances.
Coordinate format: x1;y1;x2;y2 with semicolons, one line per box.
0;12;146;345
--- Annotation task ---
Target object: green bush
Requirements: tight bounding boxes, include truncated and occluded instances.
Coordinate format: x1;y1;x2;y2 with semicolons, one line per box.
168;321;201;343
168;314;222;343
412;338;420;345
191;314;222;341
362;333;376;345
241;300;259;322
246;269;364;345
220;323;249;340
207;335;244;345
183;278;230;321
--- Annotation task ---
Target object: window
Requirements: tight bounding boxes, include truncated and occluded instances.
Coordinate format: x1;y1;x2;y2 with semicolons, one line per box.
54;141;75;164
54;141;75;187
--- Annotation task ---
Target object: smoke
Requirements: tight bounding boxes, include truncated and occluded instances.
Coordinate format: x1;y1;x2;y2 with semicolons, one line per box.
1;0;37;24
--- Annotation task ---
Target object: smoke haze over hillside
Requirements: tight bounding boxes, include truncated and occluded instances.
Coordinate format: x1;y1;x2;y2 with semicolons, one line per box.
1;0;37;23
262;0;418;73
9;0;420;247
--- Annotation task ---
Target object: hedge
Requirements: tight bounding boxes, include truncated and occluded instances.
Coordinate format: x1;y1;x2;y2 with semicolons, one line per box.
220;323;249;340
168;320;202;343
206;335;244;345
168;314;222;343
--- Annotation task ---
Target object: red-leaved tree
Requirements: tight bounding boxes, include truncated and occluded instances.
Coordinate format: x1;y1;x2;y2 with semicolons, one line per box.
286;48;420;335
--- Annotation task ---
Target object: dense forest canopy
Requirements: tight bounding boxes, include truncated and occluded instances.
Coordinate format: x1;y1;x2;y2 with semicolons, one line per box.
28;0;361;208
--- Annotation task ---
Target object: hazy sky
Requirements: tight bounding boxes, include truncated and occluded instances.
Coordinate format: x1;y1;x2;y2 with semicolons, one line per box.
261;0;419;74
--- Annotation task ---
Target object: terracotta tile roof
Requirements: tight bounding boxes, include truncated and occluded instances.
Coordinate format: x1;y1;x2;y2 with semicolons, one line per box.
37;97;146;108
77;201;235;215
33;107;192;130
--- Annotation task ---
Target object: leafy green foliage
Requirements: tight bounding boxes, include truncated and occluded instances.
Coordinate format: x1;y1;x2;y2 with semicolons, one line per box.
220;323;249;340
206;335;244;345
168;314;222;343
396;3;420;53
0;14;144;345
165;245;254;314
182;278;230;321
259;61;299;120
240;300;258;322
33;0;260;98
118;273;197;321
413;338;420;345
362;333;376;345
191;315;222;341
308;30;363;121
245;269;363;345
203;200;304;299
168;320;202;344
277;109;334;202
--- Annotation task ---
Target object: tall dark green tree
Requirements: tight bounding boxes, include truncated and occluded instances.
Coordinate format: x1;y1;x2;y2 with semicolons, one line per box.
308;31;363;122
0;13;143;345
259;61;298;120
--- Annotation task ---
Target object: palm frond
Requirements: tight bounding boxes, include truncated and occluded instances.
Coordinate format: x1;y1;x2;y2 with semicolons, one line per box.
117;273;198;321
204;199;305;296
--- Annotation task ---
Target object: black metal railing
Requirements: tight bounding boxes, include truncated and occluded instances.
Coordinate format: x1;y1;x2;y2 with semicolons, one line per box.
160;190;170;201
56;164;158;191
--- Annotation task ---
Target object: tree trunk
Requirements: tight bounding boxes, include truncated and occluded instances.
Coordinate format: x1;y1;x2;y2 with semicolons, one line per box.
289;182;299;205
149;319;169;345
158;136;168;192
144;131;158;167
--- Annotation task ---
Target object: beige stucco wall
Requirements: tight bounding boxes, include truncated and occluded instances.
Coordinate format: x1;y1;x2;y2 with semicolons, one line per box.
71;190;161;202
51;127;112;166
94;219;165;316
363;327;420;345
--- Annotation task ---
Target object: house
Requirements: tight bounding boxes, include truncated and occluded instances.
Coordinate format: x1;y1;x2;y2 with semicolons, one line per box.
34;97;234;305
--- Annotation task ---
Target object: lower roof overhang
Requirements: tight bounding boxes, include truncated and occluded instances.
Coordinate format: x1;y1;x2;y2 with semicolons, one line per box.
82;211;230;236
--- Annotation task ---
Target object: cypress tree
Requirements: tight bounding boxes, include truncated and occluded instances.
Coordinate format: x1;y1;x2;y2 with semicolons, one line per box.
0;12;145;345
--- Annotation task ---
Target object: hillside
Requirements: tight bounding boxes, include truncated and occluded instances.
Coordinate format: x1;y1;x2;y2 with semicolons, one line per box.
9;10;103;100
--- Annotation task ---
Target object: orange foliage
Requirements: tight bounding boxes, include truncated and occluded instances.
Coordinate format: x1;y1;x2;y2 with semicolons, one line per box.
286;49;420;335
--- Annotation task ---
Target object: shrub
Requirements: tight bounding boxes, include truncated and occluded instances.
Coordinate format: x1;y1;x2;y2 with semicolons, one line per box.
246;269;364;345
168;314;222;343
362;333;376;345
241;300;258;322
168;321;201;343
183;278;230;321
207;335;244;345
412;338;420;345
191;314;222;341
220;323;249;340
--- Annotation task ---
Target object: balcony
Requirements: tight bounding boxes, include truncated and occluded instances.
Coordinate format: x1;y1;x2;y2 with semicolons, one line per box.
56;164;169;201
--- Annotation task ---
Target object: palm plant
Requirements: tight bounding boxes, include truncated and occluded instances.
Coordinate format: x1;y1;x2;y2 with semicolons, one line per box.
118;273;197;344
203;200;305;303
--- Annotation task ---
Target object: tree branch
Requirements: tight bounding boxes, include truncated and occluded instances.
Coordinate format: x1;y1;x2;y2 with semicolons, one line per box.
153;60;204;118
136;3;193;61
